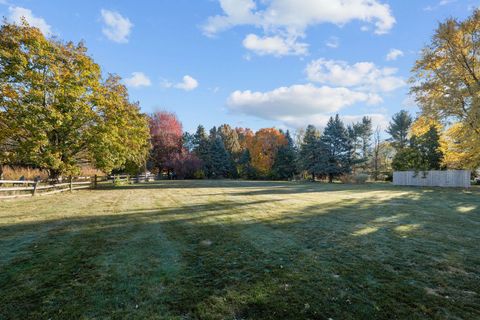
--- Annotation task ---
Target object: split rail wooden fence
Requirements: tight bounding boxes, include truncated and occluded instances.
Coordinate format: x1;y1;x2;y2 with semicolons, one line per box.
0;174;156;200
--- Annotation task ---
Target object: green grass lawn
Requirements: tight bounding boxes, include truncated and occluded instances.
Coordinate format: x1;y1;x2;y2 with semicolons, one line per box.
0;180;479;319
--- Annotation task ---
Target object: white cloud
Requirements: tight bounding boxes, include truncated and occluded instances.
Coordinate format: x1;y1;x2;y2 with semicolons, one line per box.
227;83;381;122
203;0;395;38
100;9;133;43
8;6;52;35
242;33;308;56
226;57;405;128
163;75;199;91
305;58;405;92
175;75;199;91
123;72;151;88
325;36;340;48
424;0;456;11
386;48;404;61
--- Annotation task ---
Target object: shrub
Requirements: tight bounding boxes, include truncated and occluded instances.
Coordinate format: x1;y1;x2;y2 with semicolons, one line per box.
339;175;352;184
339;173;369;184
353;173;369;184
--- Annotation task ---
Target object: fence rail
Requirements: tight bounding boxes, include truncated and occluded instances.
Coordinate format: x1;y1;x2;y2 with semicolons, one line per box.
393;170;471;188
0;173;157;199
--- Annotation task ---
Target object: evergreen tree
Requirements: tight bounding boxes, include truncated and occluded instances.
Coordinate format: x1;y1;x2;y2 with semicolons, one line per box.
358;116;373;163
271;130;298;180
392;126;443;171
208;136;230;178
238;149;257;179
387;110;413;150
207;126;231;178
300;125;321;180
218;124;240;178
182;132;195;152
193;125;210;175
347;123;362;172
319;115;352;183
391;145;423;171
218;124;241;158
420;126;443;170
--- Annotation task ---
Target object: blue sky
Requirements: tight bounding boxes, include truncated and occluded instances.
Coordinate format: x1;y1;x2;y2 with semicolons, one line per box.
0;0;478;133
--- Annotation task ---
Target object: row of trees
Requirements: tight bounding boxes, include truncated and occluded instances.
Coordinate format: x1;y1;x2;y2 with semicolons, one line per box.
147;111;398;181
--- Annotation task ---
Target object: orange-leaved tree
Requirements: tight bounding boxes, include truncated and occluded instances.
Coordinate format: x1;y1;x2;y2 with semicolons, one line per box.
246;128;287;177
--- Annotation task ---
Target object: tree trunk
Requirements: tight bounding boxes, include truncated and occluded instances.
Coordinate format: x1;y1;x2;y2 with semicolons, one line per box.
0;165;3;180
49;169;62;183
311;172;315;181
328;173;333;183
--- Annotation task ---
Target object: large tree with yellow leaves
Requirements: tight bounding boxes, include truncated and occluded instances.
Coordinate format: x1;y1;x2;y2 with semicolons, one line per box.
0;21;150;179
411;9;480;169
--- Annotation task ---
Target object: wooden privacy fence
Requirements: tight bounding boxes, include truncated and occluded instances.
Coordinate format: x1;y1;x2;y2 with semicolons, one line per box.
0;173;156;199
393;170;471;188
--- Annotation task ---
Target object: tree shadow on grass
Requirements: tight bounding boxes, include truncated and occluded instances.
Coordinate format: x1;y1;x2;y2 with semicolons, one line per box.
0;187;479;319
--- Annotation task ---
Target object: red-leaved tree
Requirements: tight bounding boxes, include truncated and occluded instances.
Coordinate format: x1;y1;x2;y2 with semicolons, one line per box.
149;111;183;177
167;151;203;179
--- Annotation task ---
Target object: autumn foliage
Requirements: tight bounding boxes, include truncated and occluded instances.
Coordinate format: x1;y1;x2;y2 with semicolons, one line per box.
149;111;184;175
246;128;287;177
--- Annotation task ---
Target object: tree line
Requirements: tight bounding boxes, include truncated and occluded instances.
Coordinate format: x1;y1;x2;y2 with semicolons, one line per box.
1;10;480;181
146;110;445;182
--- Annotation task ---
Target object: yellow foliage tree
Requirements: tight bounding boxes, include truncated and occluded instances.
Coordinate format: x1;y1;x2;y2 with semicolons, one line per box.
246;128;287;177
411;9;480;169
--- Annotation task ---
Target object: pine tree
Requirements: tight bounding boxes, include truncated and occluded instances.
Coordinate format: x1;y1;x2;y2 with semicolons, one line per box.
347;123;362;172
359;116;373;164
218;124;241;158
271;130;298;180
319;115;352;183
300;125;321;180
238;149;257;179
387;110;413;150
218;124;240;178
420;126;443;170
392;126;443;171
193;125;210;175
207;127;231;178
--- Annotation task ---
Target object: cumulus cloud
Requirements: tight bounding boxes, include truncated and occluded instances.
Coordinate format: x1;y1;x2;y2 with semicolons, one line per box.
305;58;405;92
226;57;405;128
227;83;381;122
203;0;395;40
101;9;133;43
8;6;52;35
163;75;199;91
175;75;199;91
123;72;151;88
242;33;308;56
386;48;404;61
203;0;395;56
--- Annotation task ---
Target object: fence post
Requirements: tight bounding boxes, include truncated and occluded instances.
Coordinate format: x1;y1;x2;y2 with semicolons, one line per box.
94;174;98;189
32;180;39;196
69;175;73;193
